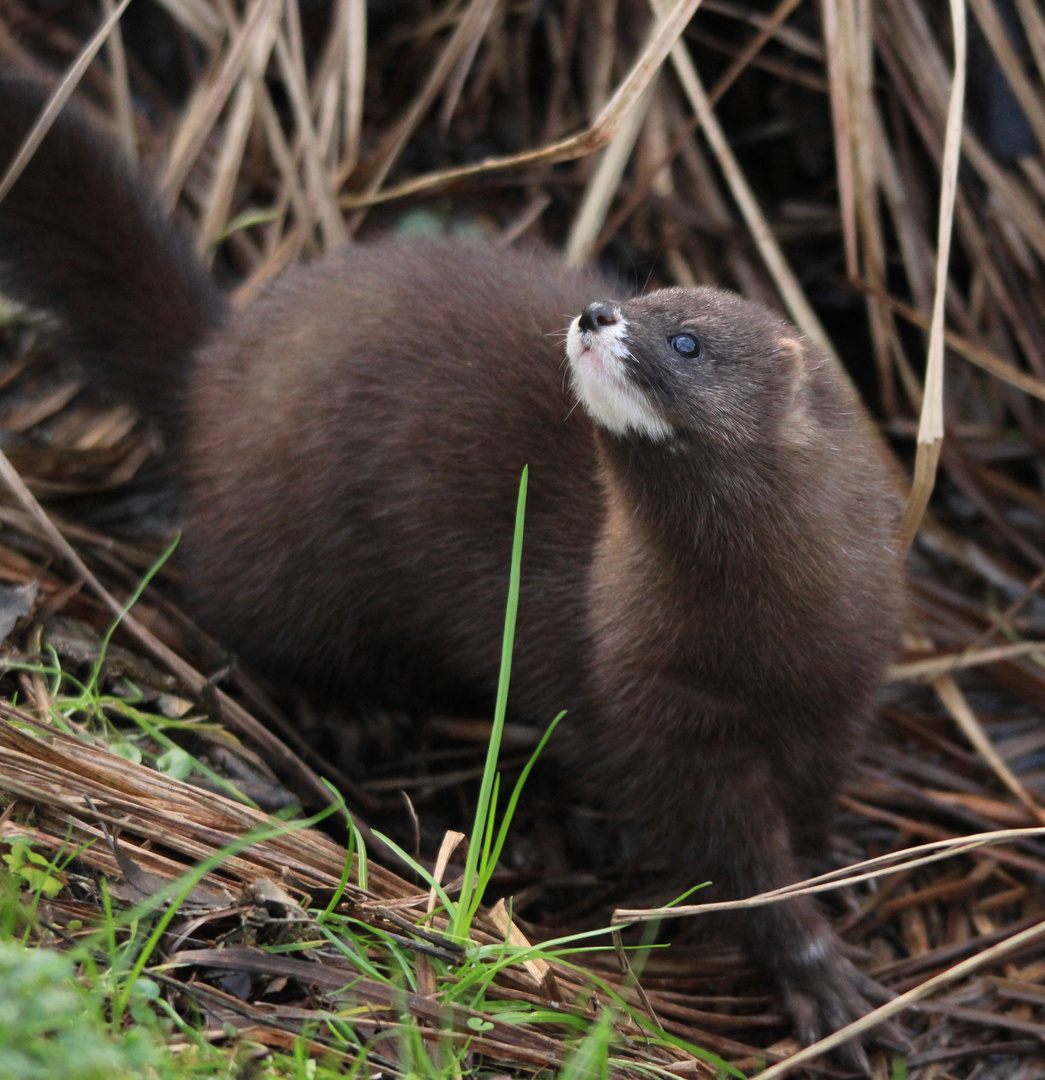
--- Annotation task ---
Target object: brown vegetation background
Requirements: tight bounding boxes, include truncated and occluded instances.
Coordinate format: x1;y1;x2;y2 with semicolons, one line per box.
3;0;1045;1077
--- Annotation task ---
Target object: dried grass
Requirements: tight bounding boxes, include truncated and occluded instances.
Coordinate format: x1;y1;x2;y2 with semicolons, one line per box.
3;0;1045;1076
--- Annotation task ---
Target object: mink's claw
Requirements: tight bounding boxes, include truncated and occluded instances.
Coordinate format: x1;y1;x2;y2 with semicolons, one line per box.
777;947;909;1076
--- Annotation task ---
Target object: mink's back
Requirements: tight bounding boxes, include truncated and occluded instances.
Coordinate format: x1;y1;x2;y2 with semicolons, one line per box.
185;239;615;721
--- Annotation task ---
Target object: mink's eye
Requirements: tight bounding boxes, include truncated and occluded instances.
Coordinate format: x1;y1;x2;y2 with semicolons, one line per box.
670;334;701;358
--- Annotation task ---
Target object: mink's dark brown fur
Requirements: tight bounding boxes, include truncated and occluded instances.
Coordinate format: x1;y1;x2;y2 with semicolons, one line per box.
0;78;224;444
0;73;905;1066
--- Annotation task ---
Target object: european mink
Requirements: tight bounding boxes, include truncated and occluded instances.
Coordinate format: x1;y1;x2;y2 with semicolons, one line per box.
0;74;904;1060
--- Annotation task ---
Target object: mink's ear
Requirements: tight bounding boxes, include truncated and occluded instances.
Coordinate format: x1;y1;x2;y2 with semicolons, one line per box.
774;333;818;448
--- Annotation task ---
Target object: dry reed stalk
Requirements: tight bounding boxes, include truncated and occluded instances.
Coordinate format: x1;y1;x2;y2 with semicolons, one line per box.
653;0;832;357
0;706;740;1076
0;443;346;824
273;22;347;245
933;674;1045;824
0;0;134;204
196;70;262;255
345;0;500;232
566;79;660;264
340;0;366;176
100;0;136;166
5;0;1045;1074
969;0;1045;154
162;0;280;203
338;0;706;209
890;638;1045;682
617;829;1045;922
154;0;224;51
898;0;965;550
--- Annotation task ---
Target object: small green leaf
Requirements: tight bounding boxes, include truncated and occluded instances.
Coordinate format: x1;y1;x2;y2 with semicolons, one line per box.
132;977;161;1000
3;837;29;871
156;746;192;780
466;1016;495;1032
110;741;142;764
129;1000;155;1025
16;865;64;898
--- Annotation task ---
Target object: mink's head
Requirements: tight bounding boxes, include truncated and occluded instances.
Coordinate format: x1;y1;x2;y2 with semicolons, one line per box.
565;286;837;452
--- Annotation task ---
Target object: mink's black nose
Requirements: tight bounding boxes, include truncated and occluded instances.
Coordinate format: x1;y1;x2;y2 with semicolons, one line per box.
578;302;619;333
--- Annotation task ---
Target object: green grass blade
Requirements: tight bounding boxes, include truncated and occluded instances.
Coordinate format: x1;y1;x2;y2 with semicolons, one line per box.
473;710;565;913
73;533;180;706
452;466;527;941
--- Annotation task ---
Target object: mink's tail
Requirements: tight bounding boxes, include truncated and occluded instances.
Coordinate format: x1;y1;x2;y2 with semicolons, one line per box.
0;74;226;445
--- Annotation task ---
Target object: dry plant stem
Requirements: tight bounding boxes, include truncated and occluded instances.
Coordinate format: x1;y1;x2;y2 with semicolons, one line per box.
428;830;465;914
438;1;491;132
649;0;833;362
0;0;134;205
339;0;366;178
311;49;341;168
586;0;618;116
193;4;286;255
898;0;966;552
0;707;410;899
566;79;659;265
233;228;306;307
338;0;705;210
890;638;1045;682
968;0;1045;154
870;117;934;313
708;0;804;108
847;0;899;417
272;29;347;246
614;828;1045;919
702;0;824;59
538;0;584;144
488;898;556;995
686;27;828;93
499;193;552;245
933;674;1045;824
162;0;280;205
591;0;803;262
197;77;260;256
276;0;348;246
254;88;311;243
916;520;1045;613
860;283;1045;405
1014;0;1045;85
821;0;857;280
346;0;501;232
611;930;663;1035
755;916;1045;1078
208;0;310;250
942;444;1045;571
0;446;347;824
101;0;137;166
153;0;225;52
415;828;463;998
968;564;1045;649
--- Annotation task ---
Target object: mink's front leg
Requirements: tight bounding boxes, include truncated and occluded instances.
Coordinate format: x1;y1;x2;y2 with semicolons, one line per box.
647;743;903;1074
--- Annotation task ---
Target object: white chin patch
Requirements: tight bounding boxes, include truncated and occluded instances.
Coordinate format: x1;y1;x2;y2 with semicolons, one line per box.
565;315;673;441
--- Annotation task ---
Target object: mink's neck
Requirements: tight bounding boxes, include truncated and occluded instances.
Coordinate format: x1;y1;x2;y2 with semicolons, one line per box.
596;432;801;575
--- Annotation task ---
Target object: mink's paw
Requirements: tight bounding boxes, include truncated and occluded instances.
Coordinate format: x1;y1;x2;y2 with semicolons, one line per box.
780;948;908;1076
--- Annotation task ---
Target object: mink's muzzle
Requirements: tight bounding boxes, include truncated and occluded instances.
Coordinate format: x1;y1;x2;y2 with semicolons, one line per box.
578;301;620;332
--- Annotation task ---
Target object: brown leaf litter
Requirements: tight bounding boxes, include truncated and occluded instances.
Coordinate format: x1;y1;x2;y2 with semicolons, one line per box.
4;0;1045;1076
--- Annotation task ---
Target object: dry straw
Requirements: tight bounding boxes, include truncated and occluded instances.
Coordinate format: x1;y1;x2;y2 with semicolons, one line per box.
4;0;1045;1074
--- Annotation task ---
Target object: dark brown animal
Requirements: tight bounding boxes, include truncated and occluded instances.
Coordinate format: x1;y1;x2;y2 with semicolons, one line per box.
0;75;904;1065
